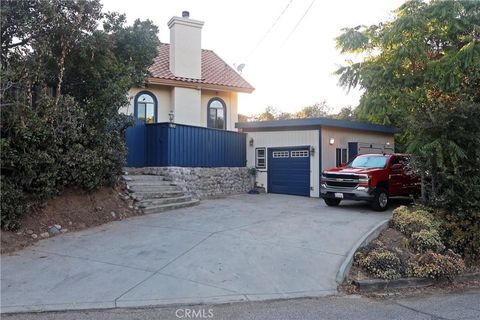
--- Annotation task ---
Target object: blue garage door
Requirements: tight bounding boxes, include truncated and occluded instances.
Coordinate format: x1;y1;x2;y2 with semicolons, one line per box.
267;147;310;196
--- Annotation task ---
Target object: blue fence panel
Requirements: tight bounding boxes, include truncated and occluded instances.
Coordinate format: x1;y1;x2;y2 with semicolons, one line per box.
125;119;147;167
139;123;246;168
145;124;166;167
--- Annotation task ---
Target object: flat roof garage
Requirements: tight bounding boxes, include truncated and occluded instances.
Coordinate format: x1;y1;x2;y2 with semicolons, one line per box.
236;118;398;197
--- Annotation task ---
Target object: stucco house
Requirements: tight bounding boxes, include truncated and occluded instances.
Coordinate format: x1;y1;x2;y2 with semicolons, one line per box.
124;12;398;201
120;11;254;131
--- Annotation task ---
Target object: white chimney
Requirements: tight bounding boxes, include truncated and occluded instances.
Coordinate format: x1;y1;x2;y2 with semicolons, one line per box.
168;11;204;79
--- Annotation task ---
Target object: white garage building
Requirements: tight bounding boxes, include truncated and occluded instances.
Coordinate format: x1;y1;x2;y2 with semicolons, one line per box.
236;118;397;197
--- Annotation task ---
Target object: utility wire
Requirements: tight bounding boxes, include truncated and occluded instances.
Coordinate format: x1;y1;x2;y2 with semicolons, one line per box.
281;0;316;47
246;0;294;60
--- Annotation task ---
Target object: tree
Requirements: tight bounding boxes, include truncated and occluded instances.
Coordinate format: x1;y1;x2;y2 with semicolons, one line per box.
250;101;356;121
252;106;279;121
336;0;480;262
333;106;356;120
293;101;331;118
237;113;249;122
0;0;159;229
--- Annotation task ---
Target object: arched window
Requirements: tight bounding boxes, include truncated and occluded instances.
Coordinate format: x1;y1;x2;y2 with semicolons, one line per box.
207;98;226;130
134;91;157;123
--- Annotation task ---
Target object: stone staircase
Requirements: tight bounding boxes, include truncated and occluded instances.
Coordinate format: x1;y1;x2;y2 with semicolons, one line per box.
123;173;199;214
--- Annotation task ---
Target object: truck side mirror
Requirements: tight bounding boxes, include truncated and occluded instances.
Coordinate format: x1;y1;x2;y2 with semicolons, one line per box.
390;163;402;171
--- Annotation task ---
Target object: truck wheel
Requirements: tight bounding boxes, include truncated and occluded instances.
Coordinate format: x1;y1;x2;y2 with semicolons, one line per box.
371;188;389;211
324;198;341;206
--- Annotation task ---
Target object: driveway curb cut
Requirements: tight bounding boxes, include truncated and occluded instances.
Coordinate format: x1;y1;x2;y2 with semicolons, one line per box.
335;219;390;284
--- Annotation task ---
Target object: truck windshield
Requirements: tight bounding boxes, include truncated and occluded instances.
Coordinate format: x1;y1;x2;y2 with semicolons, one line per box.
348;155;388;168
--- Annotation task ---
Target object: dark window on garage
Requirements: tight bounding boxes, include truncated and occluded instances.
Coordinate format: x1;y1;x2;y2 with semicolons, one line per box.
336;148;347;167
255;148;266;169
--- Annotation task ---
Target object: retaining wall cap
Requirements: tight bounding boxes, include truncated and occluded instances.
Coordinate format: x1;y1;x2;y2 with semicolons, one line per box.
352;274;480;291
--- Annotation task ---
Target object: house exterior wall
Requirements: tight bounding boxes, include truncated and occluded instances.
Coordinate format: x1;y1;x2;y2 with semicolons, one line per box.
171;87;202;126
245;130;320;197
242;126;395;198
320;126;395;171
121;86;239;131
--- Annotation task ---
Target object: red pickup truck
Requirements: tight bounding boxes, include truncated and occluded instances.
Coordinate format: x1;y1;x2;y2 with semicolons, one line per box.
320;153;420;211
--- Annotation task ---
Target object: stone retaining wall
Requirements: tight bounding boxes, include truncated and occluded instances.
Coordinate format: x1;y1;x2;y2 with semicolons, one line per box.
141;167;251;199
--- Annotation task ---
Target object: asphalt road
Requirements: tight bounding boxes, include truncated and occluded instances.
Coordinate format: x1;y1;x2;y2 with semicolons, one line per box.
4;290;480;320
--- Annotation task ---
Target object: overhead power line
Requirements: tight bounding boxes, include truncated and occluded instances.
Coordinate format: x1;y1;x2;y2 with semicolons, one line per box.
246;0;294;60
281;0;316;47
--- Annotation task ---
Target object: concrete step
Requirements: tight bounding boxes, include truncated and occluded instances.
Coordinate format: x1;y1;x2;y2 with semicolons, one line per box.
138;195;192;208
131;190;185;200
126;181;178;187
143;199;200;214
128;185;181;193
122;175;170;182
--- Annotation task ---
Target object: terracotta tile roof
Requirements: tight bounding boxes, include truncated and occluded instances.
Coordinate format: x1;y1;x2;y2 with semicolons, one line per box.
148;43;254;92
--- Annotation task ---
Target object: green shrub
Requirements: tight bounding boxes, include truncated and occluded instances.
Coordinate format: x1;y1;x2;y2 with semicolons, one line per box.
355;243;404;280
1;1;158;230
0;177;27;230
411;229;445;253
391;206;437;236
392;205;410;217
437;209;480;264
407;250;465;279
0;97;132;230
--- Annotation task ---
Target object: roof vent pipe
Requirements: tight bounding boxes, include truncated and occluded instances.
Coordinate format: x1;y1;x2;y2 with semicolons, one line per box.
182;11;190;18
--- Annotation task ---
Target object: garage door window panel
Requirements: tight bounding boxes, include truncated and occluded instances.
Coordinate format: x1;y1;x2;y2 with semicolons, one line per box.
272;151;289;158
291;150;309;157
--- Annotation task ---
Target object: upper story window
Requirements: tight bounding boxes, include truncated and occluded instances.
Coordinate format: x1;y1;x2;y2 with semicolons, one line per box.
134;91;157;123
207;98;226;130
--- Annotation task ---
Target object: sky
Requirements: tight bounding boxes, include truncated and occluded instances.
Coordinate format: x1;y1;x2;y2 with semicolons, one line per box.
101;0;405;116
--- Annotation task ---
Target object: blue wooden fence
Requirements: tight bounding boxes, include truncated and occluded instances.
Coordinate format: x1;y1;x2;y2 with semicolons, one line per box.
126;122;247;168
125;119;147;167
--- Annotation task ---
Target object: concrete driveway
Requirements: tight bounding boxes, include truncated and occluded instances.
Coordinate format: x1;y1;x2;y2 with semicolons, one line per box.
1;194;391;313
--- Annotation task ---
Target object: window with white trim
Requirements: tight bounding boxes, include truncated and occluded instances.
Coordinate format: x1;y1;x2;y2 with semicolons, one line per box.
272;151;289;158
291;150;309;157
255;148;266;169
